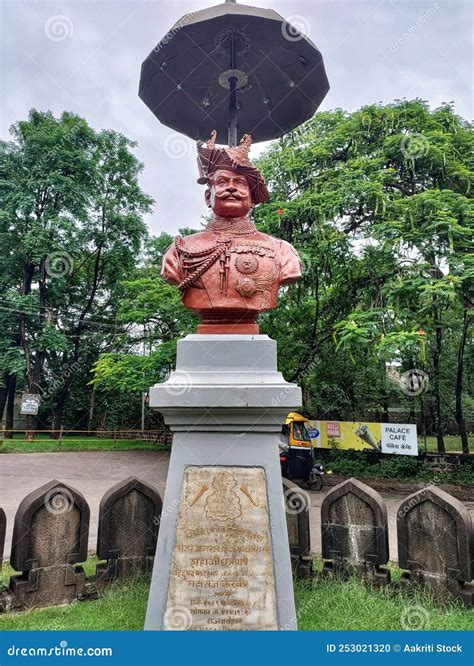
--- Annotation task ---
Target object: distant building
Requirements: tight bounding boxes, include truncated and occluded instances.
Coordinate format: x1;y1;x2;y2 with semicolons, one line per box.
1;395;27;431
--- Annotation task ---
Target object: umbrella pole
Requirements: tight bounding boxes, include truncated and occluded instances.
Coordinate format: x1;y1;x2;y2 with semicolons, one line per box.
227;34;238;147
228;78;238;147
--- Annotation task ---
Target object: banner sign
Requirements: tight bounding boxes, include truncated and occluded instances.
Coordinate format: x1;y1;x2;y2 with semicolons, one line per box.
307;420;418;456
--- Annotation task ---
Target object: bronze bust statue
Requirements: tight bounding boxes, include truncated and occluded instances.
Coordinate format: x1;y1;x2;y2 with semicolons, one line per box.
162;132;301;333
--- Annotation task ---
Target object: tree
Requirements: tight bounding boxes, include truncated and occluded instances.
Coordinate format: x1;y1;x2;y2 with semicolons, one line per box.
91;101;472;449
255;100;473;451
0;110;153;437
91;234;196;422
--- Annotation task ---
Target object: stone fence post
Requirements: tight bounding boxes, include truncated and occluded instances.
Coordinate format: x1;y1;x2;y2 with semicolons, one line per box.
95;476;162;586
6;480;89;611
282;479;311;578
397;485;473;607
321;478;390;585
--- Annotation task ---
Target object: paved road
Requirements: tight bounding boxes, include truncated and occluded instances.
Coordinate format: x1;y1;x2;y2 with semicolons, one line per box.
1;451;472;563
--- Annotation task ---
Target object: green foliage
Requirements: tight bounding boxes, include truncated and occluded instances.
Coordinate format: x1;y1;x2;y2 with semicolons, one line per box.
325;449;474;484
254;100;472;449
0;567;471;631
294;575;473;631
0;109;153;430
1;102;472;443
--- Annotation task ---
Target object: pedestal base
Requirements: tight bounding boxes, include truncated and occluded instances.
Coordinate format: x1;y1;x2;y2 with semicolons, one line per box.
145;335;301;631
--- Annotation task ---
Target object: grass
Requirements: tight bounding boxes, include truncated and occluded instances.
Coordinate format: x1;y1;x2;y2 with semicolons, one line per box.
1;434;469;455
293;578;472;631
0;436;169;453
0;560;471;631
422;435;472;454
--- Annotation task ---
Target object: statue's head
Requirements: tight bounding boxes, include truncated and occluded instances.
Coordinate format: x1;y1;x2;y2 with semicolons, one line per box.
205;168;252;218
197;131;270;218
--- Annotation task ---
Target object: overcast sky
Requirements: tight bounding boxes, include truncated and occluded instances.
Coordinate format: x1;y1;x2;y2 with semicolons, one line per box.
1;0;472;236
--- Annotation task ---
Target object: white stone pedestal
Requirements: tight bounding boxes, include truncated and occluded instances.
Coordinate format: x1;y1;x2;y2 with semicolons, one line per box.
145;334;301;631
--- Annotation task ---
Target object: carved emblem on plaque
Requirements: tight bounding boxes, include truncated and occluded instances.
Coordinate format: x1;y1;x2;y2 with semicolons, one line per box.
204;471;242;522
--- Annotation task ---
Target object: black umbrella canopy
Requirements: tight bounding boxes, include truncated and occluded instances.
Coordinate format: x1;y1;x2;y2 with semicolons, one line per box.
139;0;329;145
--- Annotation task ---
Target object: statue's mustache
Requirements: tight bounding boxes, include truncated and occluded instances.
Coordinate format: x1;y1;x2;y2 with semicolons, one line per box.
219;191;243;200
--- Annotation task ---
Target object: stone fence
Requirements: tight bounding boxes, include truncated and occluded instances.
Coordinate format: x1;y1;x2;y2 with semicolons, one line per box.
0;477;472;614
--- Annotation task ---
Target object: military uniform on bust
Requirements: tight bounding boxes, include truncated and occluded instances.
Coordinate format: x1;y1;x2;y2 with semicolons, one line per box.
161;132;302;333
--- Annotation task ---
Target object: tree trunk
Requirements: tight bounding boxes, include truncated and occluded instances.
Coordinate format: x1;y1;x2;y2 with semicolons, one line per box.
455;310;470;455
88;384;96;432
4;374;17;438
51;392;66;439
0;374;8;427
432;306;445;453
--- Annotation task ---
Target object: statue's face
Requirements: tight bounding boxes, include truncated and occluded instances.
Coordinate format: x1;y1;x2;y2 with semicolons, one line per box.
207;169;252;218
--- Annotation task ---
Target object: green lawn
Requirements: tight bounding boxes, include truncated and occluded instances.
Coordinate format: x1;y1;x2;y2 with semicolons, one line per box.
1;433;470;454
0;436;168;453
422;435;471;453
0;560;471;631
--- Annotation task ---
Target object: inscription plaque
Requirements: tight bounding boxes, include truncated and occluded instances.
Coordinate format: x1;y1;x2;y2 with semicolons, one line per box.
164;466;278;630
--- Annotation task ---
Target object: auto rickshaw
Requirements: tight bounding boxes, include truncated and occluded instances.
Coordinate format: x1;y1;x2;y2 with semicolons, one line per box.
279;412;324;490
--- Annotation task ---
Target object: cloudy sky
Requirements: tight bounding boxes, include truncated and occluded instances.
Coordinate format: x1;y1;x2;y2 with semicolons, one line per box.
1;0;472;236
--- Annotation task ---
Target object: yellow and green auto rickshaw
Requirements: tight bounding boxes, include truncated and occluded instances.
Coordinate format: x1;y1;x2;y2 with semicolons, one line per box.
279;412;325;490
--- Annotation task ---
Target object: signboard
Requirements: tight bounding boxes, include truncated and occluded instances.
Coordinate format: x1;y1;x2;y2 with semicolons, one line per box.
381;423;418;456
308;420;418;456
20;393;40;415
